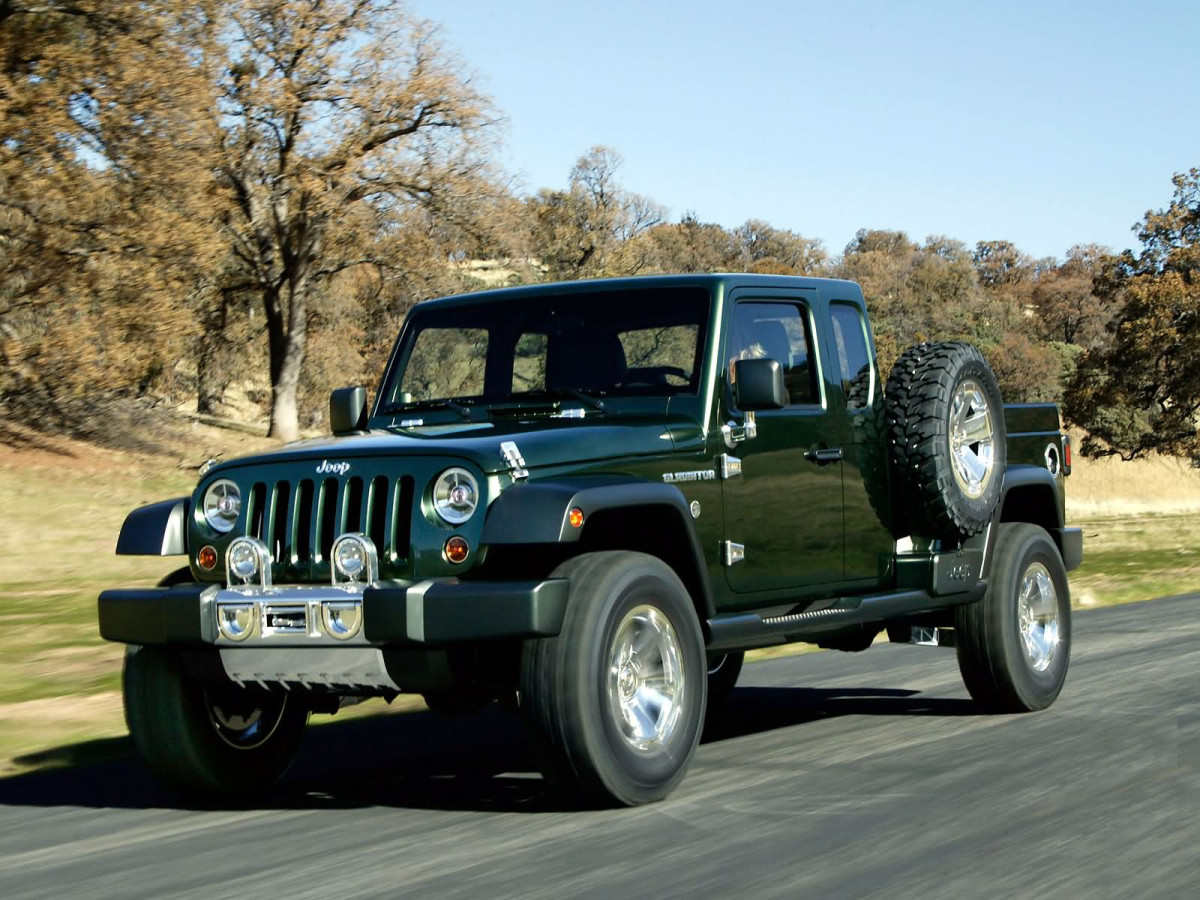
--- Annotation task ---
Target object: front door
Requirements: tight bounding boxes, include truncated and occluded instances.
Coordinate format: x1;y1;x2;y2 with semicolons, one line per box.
720;295;845;601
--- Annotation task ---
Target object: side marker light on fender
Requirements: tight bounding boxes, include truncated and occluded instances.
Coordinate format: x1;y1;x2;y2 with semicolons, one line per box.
568;507;585;528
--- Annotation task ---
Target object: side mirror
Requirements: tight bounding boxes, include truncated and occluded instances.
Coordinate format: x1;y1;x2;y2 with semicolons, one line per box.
733;359;788;410
330;386;368;435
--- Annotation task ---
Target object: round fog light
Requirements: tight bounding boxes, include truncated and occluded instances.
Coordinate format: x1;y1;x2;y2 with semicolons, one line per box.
330;533;379;585
224;537;272;589
228;540;260;581
335;539;365;579
322;601;363;640
217;602;256;641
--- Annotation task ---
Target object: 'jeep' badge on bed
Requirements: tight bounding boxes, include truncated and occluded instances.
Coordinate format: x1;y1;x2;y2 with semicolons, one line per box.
315;460;351;476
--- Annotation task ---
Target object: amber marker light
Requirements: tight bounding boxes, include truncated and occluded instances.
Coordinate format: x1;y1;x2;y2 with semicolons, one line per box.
444;536;470;564
197;545;218;570
568;507;585;528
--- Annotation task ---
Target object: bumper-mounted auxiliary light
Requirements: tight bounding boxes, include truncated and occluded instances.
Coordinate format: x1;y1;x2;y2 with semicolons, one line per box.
331;533;379;586
225;536;273;590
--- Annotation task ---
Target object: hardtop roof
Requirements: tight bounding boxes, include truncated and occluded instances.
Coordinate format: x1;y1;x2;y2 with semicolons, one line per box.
413;272;863;311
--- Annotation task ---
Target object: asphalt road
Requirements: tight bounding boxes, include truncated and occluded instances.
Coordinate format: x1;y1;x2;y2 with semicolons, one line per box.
1;596;1197;899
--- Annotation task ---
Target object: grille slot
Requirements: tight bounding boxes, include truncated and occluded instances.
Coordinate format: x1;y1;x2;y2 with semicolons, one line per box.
367;476;388;551
247;482;267;539
294;479;314;563
317;477;339;562
393;476;415;561
269;481;291;562
345;477;364;533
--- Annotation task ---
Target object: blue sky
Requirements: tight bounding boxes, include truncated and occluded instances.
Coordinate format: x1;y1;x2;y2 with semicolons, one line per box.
409;0;1198;262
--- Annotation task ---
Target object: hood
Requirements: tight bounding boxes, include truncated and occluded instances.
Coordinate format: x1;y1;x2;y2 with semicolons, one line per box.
206;413;694;478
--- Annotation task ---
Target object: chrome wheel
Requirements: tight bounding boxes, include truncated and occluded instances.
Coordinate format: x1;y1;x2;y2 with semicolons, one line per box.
949;379;995;499
205;690;288;750
607;604;686;752
1017;562;1060;673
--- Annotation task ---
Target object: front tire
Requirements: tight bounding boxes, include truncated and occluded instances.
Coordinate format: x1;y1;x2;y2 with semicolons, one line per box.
123;645;308;794
520;551;707;807
955;523;1072;712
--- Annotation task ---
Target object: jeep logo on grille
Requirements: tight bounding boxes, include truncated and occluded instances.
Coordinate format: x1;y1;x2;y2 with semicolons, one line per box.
315;460;351;476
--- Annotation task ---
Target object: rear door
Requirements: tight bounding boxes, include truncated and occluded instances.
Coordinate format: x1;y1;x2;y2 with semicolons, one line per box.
720;291;845;602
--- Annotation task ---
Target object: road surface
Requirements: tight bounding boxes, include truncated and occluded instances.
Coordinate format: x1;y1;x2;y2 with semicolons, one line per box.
1;596;1196;899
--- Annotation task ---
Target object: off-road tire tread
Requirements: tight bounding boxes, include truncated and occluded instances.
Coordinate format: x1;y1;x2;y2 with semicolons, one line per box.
885;341;1006;539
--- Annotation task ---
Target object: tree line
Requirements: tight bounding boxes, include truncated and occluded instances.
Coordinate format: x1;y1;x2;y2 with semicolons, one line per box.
1;1;1197;462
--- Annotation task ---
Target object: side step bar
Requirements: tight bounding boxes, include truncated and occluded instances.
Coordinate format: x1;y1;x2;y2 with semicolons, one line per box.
706;583;985;652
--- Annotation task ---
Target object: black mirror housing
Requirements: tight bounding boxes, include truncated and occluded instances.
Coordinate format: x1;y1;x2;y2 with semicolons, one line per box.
734;359;788;411
330;386;368;435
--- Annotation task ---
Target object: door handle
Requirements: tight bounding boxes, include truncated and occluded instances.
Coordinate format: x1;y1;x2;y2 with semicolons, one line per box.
804;445;843;465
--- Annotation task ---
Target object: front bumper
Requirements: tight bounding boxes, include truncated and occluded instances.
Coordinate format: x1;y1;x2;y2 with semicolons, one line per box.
98;578;569;648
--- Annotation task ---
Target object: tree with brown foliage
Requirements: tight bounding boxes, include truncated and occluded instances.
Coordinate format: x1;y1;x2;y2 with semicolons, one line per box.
1031;244;1115;349
527;146;664;280
0;1;222;420
1067;168;1200;462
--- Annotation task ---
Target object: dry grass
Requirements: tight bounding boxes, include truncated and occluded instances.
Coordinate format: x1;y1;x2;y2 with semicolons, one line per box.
1065;428;1200;517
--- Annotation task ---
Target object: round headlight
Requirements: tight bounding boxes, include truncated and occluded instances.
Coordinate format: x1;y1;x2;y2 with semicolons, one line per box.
432;468;479;525
203;479;242;534
228;539;260;581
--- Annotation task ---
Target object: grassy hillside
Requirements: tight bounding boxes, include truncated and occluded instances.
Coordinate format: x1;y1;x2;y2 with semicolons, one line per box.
0;412;1197;775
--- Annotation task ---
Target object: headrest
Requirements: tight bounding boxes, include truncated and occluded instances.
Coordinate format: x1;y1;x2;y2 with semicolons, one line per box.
546;332;628;392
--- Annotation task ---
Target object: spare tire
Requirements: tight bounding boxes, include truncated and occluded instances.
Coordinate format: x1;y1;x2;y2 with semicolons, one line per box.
885;341;1005;540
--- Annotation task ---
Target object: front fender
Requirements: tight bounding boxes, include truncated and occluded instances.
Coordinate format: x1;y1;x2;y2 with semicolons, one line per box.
481;476;714;618
115;498;189;556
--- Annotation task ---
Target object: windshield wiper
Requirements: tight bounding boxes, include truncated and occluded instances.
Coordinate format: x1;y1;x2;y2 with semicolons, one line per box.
380;398;474;420
542;388;607;412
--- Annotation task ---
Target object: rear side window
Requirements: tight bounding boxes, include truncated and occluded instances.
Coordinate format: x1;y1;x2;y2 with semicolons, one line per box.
728;301;818;406
829;303;874;409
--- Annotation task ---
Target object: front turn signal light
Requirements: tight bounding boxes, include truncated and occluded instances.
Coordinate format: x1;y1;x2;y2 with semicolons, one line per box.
444;536;470;564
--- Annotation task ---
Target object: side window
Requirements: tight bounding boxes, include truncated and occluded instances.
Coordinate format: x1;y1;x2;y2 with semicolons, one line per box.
400;327;488;401
511;332;547;392
728;301;818;406
829;303;874;410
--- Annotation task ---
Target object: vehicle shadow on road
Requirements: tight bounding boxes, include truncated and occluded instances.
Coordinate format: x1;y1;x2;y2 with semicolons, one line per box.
0;686;981;814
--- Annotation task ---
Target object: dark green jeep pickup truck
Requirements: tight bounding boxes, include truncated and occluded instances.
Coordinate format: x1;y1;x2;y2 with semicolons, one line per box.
99;274;1081;806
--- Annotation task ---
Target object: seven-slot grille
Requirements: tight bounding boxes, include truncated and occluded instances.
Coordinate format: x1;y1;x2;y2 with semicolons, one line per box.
241;474;415;578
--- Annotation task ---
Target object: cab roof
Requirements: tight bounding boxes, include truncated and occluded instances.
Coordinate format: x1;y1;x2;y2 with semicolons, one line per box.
413;273;864;311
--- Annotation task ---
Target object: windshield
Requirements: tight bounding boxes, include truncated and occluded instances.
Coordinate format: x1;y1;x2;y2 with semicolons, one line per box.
380;286;711;411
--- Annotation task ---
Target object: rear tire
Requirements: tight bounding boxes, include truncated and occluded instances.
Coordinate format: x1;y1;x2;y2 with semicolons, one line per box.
955;523;1071;712
520;551;707;807
123;645;308;794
